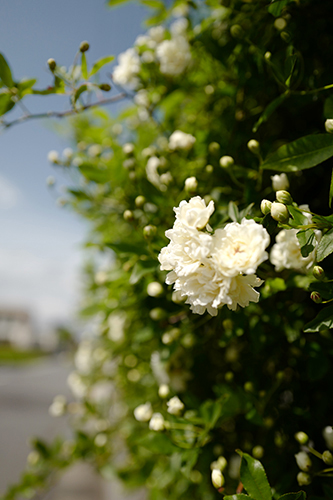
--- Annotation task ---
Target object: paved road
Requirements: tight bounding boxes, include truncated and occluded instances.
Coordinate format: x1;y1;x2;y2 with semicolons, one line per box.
0;355;104;499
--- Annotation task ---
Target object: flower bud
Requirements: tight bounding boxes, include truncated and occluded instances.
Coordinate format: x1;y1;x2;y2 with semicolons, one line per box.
47;58;56;71
260;199;272;215
313;266;325;281
99;83;111;92
322;450;333;465
271;173;289;191
323;426;333;449
219;155;234;168
295;451;312;471
184;176;198;191
252;445;264;459
158;384;170;398
135;195;145;208
134;402;153;422
230;24;243;39
325;119;333;134
208;142;220;153
270;202;289;223
147;281;163;297
149;413;165;431
276;190;293;205
211;469;225;489
143;225;157;238
244;381;254;393
149;307;165;321
79;41;90;52
310;291;322;304
123;210;134;221
297;472;311;486
294;432;309;445
167;396;184;415
247;139;260;155
47;150;59;163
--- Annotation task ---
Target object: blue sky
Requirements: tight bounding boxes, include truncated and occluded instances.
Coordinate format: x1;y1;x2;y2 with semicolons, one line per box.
0;1;147;330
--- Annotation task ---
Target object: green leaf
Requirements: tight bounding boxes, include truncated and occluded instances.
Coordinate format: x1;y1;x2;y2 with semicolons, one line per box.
253;93;287;133
79;164;110;183
16;78;37;96
316;227;333;262
89;55;115;77
129;259;157;284
81;53;88;80
106;241;150;256
329;168;333;208
267;0;295;17
296;229;316;257
74;84;88;103
262;134;333;172
0;53;14;87
237;451;272;500
287;205;308;227
304;305;333;332
278;492;306;500
224;495;255;500
140;0;164;8
0;93;15;116
228;201;240;222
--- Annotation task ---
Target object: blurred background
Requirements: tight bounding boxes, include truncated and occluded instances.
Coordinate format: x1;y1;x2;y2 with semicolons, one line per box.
0;1;147;497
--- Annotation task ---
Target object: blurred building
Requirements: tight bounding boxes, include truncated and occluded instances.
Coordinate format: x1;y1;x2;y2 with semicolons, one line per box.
0;308;35;349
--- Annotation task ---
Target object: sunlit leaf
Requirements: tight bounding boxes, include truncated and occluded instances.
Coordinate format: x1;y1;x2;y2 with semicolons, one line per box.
316;227;333;262
304;305;333;332
89;55;115;77
237;451;272;500
0;53;14;87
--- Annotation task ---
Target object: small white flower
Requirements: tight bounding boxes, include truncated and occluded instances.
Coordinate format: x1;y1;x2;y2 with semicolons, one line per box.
47;150;59;163
167;396;184;415
134;402;153;422
123;142;134;155
158;384;170;398
271;173;289;191
113;48;141;88
323;426;333;449
156;36;191;76
169;130;196;150
147;281;163;297
295;451;312;471
219;155;234;168
149;413;165;431
184;176;198;191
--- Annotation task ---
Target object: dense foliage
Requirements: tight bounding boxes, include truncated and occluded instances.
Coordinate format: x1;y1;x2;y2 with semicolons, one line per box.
3;1;333;499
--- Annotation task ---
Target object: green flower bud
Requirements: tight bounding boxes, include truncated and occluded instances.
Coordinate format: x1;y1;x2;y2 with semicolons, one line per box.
252;445;264;459
123;210;134;221
79;41;90;53
294;431;309;445
260;199;272;215
244;381;254;393
208;142;220;154
270;202;289;223
297;472;311;486
135;195;146;208
143;225;157;238
47;58;56;71
149;308;165;321
230;24;243;39
322;450;333;466
219;155;234;168
247;139;260;155
99;83;111;92
325;119;333;134
313;266;325;281
310;291;322;304
276;190;293;205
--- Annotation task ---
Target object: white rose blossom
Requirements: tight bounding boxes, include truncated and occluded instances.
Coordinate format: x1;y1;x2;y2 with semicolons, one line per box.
270;205;321;272
156;36;191;76
113;48;141;89
158;197;269;316
169;130;196;150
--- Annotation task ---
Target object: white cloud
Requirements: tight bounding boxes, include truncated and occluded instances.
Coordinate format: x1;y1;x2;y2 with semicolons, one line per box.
0;174;21;209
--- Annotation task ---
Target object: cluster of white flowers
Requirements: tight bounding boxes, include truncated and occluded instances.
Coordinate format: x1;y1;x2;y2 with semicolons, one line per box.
270;205;321;272
159;196;270;316
113;48;141;88
156;35;191;76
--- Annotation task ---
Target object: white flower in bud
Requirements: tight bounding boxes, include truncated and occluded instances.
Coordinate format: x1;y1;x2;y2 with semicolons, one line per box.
134;402;153;422
271;173;289;191
158;384;170;398
260;199;272;215
323;450;333;465
297;472;311;486
123;210;133;221
185;176;198;191
247;139;260;154
169;130;196;150
216;456;227;471
167;396;184;415
123;143;134;155
252;445;264;459
147;281;163;297
149;413;165;431
211;469;224;489
295;451;312;471
295;432;309;445
325;119;333;134
219;155;234;168
47;150;59;163
276;190;293;205
323;426;333;450
270;202;289;223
